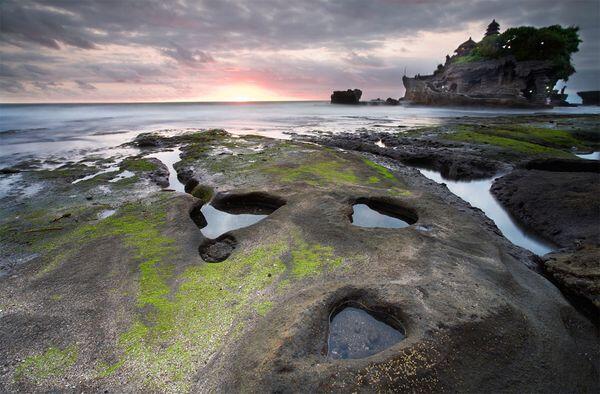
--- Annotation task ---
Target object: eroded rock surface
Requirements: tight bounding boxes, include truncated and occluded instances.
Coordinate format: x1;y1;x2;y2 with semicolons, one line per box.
0;129;598;393
491;169;600;247
543;244;600;320
492;169;600;318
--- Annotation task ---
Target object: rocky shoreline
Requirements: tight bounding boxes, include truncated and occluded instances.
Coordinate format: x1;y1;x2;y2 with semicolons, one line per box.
0;114;598;392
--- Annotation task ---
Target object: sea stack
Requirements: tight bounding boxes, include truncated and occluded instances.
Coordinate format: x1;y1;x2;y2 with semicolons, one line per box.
577;91;600;105
331;89;362;104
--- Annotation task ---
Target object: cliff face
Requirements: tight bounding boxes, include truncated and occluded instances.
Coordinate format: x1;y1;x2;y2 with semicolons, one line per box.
403;57;558;107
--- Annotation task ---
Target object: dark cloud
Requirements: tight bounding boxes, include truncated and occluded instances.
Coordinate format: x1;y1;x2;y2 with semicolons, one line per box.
0;0;598;101
161;43;214;67
0;79;25;93
344;52;386;68
75;80;97;90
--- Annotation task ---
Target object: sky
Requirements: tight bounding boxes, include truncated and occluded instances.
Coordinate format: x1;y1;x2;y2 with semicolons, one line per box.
0;0;598;103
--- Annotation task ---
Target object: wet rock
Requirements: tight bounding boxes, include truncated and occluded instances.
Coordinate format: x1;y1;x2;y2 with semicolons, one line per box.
523;158;600;173
190;184;214;204
184;178;200;194
145;158;169;188
199;234;236;262
211;191;286;215
577;91;600;106
543;244;600;320
3;129;599;393
385;97;399;105
133;132;163;148
0;167;20;174
306;131;506;180
491;170;600;247
331;89;362;104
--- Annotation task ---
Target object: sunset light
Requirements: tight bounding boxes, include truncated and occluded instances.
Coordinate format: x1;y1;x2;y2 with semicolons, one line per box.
1;1;599;392
206;84;290;102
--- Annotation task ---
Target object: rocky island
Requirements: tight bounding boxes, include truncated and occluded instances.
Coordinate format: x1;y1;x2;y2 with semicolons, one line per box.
403;21;582;107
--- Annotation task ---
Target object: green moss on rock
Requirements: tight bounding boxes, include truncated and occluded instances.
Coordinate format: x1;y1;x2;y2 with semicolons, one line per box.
190;184;214;203
290;240;343;279
275;160;359;186
15;345;78;383
363;158;396;180
114;241;287;391
446;129;574;157
121;158;159;172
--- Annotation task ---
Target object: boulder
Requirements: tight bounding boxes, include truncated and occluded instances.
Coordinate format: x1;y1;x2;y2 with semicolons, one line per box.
133;132;163;148
577;91;600;106
331;89;362;104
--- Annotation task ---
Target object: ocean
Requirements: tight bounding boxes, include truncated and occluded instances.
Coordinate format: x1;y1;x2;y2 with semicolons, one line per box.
1;101;598;167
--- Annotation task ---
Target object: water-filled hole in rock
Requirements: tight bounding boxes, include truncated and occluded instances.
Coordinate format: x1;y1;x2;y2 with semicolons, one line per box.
194;192;286;239
189;191;286;261
328;303;405;359
199;234;237;263
351;198;417;229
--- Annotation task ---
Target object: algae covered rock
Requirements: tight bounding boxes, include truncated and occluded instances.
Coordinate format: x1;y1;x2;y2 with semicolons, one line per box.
1;129;598;393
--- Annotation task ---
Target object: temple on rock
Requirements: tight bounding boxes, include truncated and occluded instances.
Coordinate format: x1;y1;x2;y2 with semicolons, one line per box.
402;20;580;107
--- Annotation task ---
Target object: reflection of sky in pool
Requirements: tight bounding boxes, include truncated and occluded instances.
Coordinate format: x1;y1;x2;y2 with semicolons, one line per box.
351;204;410;228
146;148;184;192
419;169;555;256
199;204;267;239
576;151;600;160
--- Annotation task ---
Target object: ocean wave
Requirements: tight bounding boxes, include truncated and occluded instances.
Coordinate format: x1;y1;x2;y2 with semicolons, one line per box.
0;127;49;135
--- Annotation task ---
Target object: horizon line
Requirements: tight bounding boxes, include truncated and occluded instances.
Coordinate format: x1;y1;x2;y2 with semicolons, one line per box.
0;99;331;105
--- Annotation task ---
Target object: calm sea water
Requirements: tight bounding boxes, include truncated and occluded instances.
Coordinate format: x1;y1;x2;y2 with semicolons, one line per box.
1;101;598;167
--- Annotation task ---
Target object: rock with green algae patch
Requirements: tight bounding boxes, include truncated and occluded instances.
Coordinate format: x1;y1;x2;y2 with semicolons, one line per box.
15;345;78;384
1;130;598;393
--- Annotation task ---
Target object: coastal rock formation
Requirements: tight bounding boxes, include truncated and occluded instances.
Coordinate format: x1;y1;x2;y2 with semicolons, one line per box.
491;168;600;317
403;21;581;107
402;59;559;107
543;244;600;319
2;129;599;392
331;89;362;104
578;91;600;105
491;169;600;248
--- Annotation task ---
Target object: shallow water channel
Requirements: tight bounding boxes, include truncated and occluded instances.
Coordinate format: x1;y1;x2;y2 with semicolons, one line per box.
146;148;185;192
576;151;600;160
419;169;555;256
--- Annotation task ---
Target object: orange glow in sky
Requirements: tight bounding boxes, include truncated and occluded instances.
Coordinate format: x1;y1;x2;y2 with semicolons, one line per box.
200;83;298;102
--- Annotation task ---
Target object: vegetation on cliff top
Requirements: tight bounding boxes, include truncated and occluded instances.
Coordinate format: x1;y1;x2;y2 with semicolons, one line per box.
455;25;581;80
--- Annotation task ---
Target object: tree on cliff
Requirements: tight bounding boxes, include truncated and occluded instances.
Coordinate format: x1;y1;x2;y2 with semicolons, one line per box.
463;25;581;81
497;25;581;80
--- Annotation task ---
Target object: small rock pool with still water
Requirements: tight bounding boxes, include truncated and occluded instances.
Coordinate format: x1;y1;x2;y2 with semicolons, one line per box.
351;204;411;229
328;304;406;359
